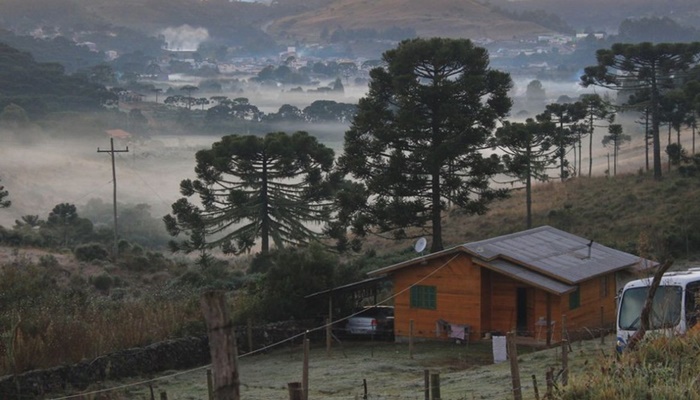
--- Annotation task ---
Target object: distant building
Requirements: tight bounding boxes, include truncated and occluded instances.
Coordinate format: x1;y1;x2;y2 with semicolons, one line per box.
576;33;606;41
106;129;132;141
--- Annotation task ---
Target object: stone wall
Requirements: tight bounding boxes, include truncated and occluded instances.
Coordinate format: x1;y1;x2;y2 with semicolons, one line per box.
0;336;210;399
0;319;319;398
0;321;323;400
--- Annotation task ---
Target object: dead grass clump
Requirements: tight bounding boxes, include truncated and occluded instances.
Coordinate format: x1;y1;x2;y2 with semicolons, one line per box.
0;287;203;376
557;331;700;400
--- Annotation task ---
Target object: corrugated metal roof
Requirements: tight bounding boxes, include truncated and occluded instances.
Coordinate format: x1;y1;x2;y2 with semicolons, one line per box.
367;226;654;288
462;225;646;284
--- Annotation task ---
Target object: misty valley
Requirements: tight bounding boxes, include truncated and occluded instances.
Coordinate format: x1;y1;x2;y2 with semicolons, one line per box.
2;1;700;398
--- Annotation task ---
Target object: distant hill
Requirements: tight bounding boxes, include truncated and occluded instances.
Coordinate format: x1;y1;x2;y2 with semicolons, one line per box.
489;0;700;33
0;0;555;57
4;0;698;63
265;0;555;43
0;42;112;117
0;0;278;54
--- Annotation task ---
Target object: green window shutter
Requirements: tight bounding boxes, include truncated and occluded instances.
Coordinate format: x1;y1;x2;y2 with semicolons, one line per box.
569;287;580;310
427;286;436;309
410;285;437;309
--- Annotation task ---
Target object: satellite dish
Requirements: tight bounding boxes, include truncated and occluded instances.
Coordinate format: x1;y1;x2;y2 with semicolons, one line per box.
414;237;427;253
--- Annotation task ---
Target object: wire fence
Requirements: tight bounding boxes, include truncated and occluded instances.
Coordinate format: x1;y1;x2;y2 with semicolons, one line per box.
31;318;617;400
0;253;626;399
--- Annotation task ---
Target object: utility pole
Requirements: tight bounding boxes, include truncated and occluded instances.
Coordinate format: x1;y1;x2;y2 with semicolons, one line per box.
98;137;129;260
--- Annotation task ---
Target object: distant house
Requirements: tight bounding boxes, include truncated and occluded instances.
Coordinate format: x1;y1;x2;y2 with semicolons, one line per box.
106;129;132;141
367;226;656;344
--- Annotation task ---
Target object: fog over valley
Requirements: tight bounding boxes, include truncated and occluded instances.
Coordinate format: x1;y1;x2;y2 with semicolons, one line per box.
1;76;629;231
0;0;698;247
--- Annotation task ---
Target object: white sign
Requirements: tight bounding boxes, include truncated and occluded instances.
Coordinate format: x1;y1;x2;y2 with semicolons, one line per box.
492;335;507;363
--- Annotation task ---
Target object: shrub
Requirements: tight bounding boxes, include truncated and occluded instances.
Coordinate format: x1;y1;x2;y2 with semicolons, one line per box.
74;243;110;262
39;254;59;268
91;273;113;292
557;331;700;399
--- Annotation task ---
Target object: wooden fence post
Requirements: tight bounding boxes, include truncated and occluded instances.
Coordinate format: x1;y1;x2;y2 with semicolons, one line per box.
424;369;430;400
507;332;522;400
207;369;214;400
532;374;540;400
562;339;569;386
160;391;168;400
247;318;253;353
546;367;553;398
201;291;240;400
326;317;332;357
562;314;571;348
600;306;605;345
287;382;303;400
303;336;310;400
409;319;415;359
363;378;368;400
430;373;441;400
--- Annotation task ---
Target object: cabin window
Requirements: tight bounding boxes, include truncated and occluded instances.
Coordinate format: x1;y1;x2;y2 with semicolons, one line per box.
569;287;581;310
410;285;436;309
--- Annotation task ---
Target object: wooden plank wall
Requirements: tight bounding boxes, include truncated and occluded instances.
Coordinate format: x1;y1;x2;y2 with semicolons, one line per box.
480;270;565;341
393;253;482;341
560;273;618;341
480;269;493;336
391;254;618;343
489;273;520;334
532;289;562;342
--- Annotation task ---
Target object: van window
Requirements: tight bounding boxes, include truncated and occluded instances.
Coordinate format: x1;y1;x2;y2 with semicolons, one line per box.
686;282;700;329
619;286;682;330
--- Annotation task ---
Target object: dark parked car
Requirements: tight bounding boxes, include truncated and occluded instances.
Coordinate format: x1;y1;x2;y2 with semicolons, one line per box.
343;305;394;339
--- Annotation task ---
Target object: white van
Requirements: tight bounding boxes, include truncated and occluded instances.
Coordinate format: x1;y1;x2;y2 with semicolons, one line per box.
616;268;700;351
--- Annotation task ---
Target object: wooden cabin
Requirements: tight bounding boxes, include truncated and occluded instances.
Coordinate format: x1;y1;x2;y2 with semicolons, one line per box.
367;226;656;345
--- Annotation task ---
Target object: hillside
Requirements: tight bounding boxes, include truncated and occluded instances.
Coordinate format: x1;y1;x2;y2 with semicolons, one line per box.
357;168;700;271
489;0;700;32
2;0;699;60
0;0;555;56
265;0;554;43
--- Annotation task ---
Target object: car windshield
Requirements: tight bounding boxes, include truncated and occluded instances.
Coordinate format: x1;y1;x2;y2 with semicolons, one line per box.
618;286;682;330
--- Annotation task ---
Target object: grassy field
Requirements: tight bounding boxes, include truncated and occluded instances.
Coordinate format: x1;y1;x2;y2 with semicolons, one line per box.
63;334;618;400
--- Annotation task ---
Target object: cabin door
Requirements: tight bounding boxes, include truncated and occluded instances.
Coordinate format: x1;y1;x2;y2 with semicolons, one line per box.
516;287;528;335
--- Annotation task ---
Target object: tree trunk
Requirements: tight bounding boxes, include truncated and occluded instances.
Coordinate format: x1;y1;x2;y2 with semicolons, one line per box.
651;70;662;179
261;154;270;253
526;147;532;229
431;171;443;252
626;260;674;351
